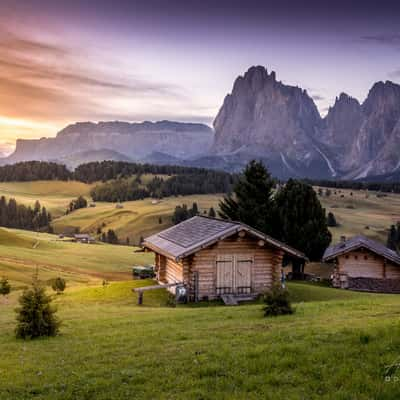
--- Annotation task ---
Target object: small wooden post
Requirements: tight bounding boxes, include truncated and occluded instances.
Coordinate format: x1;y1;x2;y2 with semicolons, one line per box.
138;291;143;305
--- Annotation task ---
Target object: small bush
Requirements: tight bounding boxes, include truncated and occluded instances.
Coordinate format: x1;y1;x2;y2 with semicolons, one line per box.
51;277;66;294
263;285;294;317
15;278;60;339
0;277;11;296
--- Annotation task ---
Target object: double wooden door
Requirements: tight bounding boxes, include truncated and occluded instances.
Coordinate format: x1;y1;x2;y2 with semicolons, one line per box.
216;255;252;295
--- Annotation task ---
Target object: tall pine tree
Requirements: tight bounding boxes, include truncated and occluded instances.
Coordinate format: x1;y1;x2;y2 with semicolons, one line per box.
273;179;332;263
219;160;275;234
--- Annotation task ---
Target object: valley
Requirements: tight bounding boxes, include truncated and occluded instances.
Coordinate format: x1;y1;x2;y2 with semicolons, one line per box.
0;179;396;246
0;172;399;399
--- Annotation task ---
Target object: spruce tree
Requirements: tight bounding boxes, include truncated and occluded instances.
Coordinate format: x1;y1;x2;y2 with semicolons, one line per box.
15;277;60;339
51;277;66;294
327;212;337;227
273;179;332;262
0;277;11;296
219;160;275;234
208;207;216;218
387;225;398;251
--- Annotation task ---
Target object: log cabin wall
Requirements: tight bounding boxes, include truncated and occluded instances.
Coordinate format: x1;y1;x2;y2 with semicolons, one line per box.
337;249;388;279
386;262;400;279
186;234;282;300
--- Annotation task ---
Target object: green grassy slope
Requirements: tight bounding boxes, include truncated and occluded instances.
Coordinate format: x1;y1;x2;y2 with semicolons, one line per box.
0;181;94;217
0;228;153;289
318;187;400;244
0;180;397;246
0;282;399;399
52;194;221;244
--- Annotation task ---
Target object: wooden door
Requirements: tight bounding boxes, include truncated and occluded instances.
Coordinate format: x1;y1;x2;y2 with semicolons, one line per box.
234;258;252;294
216;255;234;295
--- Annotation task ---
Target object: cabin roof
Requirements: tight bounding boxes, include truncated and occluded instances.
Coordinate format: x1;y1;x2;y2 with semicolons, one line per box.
323;235;400;265
143;216;306;261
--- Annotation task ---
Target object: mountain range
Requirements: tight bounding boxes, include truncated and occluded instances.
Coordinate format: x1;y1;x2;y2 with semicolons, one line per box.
3;66;400;181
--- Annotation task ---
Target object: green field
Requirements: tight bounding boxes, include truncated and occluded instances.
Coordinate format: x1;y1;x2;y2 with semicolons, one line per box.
0;181;94;217
1;181;400;398
52;194;221;245
318;187;400;244
1;281;400;399
0;180;397;246
0;228;153;289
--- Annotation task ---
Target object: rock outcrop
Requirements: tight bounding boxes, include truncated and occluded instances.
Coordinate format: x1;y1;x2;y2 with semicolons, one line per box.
5;121;214;166
213;66;333;178
212;66;400;180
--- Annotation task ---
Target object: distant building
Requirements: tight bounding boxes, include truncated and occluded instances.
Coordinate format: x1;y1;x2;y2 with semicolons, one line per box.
323;235;400;292
143;216;306;302
115;203;124;209
74;234;95;244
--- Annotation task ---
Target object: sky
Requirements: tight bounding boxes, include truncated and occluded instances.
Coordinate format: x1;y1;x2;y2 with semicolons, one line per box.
0;0;400;154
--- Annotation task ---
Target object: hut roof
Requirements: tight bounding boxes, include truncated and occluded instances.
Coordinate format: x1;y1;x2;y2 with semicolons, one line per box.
143;216;306;261
323;235;400;265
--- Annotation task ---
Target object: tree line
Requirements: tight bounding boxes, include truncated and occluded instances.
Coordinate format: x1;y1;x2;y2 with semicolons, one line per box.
0;197;52;231
0;161;71;181
305;179;400;194
73;161;232;184
90;171;235;202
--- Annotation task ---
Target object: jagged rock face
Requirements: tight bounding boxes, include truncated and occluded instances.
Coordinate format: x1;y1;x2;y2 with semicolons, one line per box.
213;66;333;178
213;66;400;180
5;121;214;165
344;81;400;178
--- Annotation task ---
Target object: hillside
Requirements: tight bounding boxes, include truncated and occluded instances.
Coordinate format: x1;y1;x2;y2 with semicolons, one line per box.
0;180;396;246
52;194;221;244
0;180;94;216
0;228;153;289
1;281;400;398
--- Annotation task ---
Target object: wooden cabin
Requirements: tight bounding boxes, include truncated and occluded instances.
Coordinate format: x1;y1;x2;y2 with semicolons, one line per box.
323;235;400;292
143;216;306;301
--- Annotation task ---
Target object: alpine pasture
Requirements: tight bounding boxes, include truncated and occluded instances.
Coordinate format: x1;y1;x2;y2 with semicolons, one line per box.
1;181;400;398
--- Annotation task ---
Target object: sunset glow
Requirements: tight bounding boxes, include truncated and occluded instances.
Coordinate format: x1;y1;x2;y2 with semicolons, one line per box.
0;0;399;153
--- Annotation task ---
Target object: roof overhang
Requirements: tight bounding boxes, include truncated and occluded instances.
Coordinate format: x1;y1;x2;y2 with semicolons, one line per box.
323;243;400;266
144;224;307;262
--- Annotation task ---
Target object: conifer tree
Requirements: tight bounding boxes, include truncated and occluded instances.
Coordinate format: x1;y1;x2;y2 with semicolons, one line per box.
387;225;398;251
208;207;216;218
15;277;60;339
273;179;332;263
0;277;11;296
327;212;337;227
51;277;66;294
219;160;275;234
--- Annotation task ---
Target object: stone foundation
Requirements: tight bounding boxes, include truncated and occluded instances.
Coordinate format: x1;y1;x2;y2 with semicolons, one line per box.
347;277;400;293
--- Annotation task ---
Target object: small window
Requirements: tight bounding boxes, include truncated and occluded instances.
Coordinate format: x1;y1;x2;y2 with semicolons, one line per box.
364;255;368;260
345;255;349;259
354;255;358;260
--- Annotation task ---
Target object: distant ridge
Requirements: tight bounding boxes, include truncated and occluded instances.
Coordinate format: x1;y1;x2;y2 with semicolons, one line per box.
3;67;400;181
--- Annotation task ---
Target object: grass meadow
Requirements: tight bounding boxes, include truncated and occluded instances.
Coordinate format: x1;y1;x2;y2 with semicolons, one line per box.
1;181;400;398
0;180;397;246
1;281;400;399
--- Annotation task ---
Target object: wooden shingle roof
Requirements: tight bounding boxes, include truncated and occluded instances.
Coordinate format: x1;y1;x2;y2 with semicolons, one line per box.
323;235;400;265
143;216;306;261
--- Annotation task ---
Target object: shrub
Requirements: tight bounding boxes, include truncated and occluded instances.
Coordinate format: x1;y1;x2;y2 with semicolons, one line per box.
263;285;294;317
51;277;66;294
15;278;60;339
0;277;11;296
